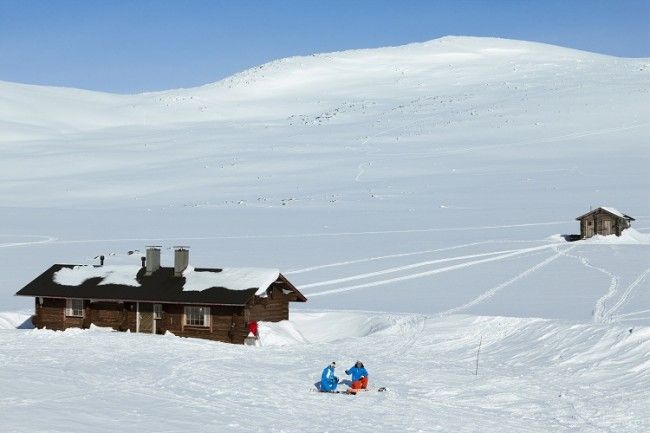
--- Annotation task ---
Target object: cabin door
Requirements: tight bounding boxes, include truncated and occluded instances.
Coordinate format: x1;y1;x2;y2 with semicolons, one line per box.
585;220;594;238
137;302;154;333
602;220;612;236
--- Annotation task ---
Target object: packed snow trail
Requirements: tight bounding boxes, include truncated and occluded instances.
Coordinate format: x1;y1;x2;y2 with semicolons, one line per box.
560;248;620;323
438;245;575;316
299;247;529;289
605;268;650;322
0;235;56;248
285;241;490;274
27;220;571;247
306;243;562;297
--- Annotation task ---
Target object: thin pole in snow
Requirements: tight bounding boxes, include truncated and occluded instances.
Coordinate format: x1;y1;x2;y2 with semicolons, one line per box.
475;335;482;376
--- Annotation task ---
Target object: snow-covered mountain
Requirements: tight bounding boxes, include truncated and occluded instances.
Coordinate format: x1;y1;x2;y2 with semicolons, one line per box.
1;37;649;432
1;36;648;320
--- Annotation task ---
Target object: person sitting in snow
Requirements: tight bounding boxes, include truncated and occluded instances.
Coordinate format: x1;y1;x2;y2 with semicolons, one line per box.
345;361;369;391
320;361;339;392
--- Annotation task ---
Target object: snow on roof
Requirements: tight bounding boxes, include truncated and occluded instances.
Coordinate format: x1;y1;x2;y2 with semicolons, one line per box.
53;265;141;287
52;264;280;295
600;207;626;219
182;266;280;295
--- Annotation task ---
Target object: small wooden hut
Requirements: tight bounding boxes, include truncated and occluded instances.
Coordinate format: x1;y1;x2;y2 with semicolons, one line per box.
575;207;635;238
15;247;306;343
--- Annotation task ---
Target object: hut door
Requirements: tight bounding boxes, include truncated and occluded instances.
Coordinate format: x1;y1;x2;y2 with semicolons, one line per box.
137;302;154;333
602;220;612;236
585;220;594;238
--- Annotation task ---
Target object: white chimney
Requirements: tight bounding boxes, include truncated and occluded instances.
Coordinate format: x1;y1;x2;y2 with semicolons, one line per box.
174;247;189;277
145;246;161;275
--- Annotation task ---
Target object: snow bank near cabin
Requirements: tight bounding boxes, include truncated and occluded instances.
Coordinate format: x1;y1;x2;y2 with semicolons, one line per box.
53;265;141;286
182;266;279;294
583;228;650;245
0;311;33;329
257;320;309;346
546;228;650;245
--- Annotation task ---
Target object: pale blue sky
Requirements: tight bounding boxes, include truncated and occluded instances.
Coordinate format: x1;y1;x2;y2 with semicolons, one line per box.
0;0;648;93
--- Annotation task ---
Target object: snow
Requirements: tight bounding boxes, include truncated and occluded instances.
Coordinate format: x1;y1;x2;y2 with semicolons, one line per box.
600;206;627;219
582;228;650;244
182;266;279;294
0;35;649;431
1;310;649;432
50;264;279;293
53;265;141;286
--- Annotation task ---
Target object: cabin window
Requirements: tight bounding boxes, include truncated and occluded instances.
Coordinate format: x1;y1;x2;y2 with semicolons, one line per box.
184;306;210;327
153;304;162;320
65;298;84;317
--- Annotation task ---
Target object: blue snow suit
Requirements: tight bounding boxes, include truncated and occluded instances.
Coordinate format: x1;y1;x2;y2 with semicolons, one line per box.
345;366;368;382
320;365;339;392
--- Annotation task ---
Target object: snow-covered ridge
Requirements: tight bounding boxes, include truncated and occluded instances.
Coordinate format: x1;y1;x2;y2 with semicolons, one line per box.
1;36;647;141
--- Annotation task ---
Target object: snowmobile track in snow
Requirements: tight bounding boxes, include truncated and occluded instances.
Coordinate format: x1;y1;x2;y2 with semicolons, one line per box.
437;245;575;317
306;243;562;297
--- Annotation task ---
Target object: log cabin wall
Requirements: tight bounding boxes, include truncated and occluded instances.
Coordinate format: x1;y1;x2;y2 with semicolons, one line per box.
579;210;629;238
89;301;124;330
248;287;290;323
35;297;66;330
35;297;88;330
31;290;295;343
158;303;246;343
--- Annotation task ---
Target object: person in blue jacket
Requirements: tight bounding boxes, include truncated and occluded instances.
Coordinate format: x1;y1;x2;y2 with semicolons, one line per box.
320;361;339;392
345;360;369;391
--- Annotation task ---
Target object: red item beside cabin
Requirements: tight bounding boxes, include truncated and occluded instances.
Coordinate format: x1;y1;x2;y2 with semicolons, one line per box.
247;321;258;337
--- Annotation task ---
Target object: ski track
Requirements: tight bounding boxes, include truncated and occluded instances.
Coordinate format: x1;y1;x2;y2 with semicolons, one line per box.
613;308;650;319
354;162;369;182
0;235;57;248
561;248;619;323
285;241;491;274
21;220;569;247
437;245;575;317
299;247;528;289
605;268;650;322
306;243;561;297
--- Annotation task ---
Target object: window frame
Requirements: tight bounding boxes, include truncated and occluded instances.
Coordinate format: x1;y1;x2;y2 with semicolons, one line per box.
184;306;210;327
65;298;84;318
153;304;163;320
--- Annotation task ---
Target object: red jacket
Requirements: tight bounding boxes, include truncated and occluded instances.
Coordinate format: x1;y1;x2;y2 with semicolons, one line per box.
247;321;258;336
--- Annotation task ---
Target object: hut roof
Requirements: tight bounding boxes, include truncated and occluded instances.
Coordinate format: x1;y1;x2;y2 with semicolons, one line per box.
15;264;306;305
575;207;635;221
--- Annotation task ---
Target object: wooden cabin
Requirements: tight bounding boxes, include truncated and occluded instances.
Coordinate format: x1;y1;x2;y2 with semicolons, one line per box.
576;207;635;239
15;247;306;343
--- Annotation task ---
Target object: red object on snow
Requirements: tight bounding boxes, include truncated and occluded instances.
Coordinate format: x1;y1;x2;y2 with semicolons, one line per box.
247;321;258;337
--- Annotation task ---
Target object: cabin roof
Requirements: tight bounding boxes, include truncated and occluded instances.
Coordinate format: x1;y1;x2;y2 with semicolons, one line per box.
575;207;635;221
15;264;306;305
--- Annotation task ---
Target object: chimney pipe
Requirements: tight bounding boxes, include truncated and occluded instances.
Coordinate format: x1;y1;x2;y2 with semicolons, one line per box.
100;255;105;266
174;247;189;277
145;246;161;276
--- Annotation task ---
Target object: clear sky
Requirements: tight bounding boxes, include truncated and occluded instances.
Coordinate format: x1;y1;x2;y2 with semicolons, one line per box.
1;0;648;93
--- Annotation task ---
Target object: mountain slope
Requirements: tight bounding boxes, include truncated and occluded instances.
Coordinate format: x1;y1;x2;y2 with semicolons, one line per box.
0;36;649;324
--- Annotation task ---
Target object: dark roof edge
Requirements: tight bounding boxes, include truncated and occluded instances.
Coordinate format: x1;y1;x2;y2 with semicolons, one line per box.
14;293;250;307
575;208;635;221
278;273;308;302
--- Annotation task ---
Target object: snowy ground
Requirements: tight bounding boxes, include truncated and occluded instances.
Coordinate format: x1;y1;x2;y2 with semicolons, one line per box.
1;36;649;431
1;310;648;432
